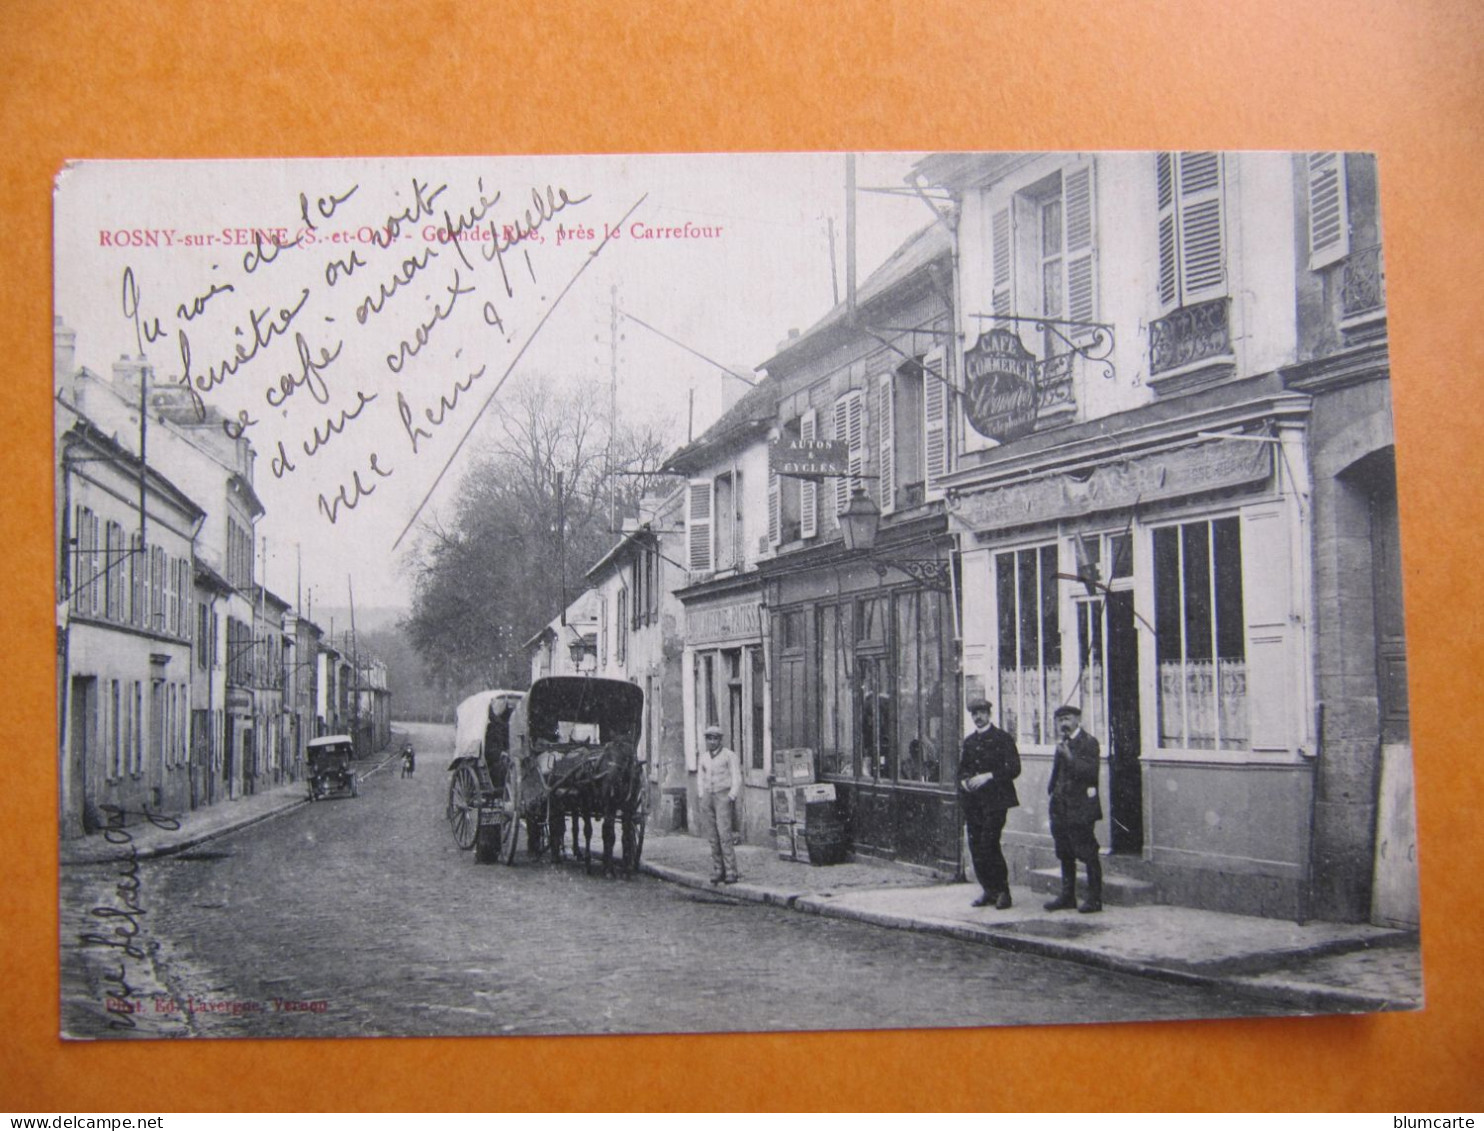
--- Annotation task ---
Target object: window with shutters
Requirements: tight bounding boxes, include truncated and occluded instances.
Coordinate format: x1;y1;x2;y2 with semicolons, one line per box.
922;351;951;499
1153;518;1248;750
1150;152;1231;376
800;409;819;538
880;357;929;514
990;206;1013;316
105;521;125;621
992;163;1097;351
712;470;743;571
685;479;714;574
1156;151;1226;309
769;418;803;546
832;391;865;518
151;545;166;631
1307;152;1350;271
71;506;98;616
615;589;628;664
129;532;144;628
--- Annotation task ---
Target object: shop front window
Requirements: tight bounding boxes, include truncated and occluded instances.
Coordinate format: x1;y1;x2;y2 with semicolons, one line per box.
895;589;950;784
1075;598;1109;744
1154;518;1248;750
996;546;1061;744
817;603;853;776
858;655;891;780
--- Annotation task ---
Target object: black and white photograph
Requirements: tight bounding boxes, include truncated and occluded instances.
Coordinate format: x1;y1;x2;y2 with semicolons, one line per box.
54;150;1420;1040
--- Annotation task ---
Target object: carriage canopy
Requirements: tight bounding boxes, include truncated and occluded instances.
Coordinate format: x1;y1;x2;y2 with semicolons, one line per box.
453;689;527;760
511;677;644;751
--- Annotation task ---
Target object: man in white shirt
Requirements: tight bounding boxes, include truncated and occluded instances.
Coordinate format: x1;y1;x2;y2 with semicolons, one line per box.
697;724;742;884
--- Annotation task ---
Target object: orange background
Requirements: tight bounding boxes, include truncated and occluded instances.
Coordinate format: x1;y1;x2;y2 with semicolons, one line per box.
3;0;1481;1112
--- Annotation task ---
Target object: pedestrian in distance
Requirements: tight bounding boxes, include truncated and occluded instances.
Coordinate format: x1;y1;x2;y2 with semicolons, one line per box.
1044;705;1103;914
401;743;416;778
696;724;741;884
958;697;1021;909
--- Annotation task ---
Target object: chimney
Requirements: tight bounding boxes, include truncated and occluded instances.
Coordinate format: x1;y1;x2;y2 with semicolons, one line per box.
112;354;149;406
54;317;76;381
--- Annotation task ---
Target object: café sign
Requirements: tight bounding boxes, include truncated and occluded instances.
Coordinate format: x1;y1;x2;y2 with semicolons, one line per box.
769;437;849;479
964;327;1040;443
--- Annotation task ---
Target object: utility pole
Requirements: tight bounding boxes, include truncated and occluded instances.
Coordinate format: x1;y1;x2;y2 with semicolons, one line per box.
827;216;840;306
557;470;567;627
846;153;858;326
348;574;361;757
609;283;619;532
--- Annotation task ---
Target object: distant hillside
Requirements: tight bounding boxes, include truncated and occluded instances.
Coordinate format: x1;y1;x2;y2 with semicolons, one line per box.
307;605;408;636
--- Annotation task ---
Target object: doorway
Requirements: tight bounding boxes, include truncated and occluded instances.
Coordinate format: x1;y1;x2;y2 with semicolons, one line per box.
1105;590;1144;853
1075;586;1143;854
70;676;96;832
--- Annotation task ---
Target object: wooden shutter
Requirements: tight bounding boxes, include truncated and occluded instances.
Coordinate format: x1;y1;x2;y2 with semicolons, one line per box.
800;410;819;539
767;449;780;547
991;206;1013;316
1177;151;1225;301
877;369;896;516
1064;160;1097;325
1156;152;1226;309
1240;506;1293;753
1155;152;1178;308
1307;152;1349;269
686;478;713;573
833;392;864;517
923;350;950;498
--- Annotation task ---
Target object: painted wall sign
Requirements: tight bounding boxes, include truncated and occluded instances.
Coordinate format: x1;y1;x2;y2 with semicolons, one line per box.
947;437;1273;532
769;437;849;479
686;600;762;645
964;327;1040;442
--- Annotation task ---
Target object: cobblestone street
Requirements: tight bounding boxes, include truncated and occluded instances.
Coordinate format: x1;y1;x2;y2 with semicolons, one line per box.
60;723;1289;1039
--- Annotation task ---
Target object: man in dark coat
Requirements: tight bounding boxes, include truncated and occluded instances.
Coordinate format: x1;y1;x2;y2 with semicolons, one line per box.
958;698;1021;909
1045;704;1104;913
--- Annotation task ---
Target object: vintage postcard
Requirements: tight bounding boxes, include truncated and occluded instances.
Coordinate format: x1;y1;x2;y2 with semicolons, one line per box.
55;152;1420;1039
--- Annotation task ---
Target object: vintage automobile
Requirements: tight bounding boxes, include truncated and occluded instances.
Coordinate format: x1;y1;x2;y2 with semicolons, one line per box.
305;734;359;801
446;677;647;875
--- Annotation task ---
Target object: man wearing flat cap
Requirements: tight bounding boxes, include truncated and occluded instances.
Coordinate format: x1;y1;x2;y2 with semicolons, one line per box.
958;698;1021;909
1045;704;1103;913
696;724;742;884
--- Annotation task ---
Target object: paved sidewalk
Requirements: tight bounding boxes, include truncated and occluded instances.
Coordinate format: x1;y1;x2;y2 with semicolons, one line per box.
57;766;1423;1015
640;830;1424;1015
58;748;404;866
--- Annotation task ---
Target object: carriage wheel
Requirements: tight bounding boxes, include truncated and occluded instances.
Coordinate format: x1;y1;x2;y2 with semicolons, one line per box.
447;763;480;850
625;783;649;872
499;757;522;865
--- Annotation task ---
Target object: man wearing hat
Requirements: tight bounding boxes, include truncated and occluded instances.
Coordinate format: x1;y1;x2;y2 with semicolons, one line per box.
1045;705;1103;913
958;698;1021;909
696;724;742;884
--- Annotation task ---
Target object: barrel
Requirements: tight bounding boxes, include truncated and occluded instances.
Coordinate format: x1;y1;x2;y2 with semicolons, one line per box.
804;799;849;866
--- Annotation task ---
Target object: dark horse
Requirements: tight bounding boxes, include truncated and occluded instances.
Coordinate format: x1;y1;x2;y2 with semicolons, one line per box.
545;737;644;878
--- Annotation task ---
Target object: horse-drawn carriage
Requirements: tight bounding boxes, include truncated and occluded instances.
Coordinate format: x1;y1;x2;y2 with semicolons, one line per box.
305;734;358;800
445;677;647;875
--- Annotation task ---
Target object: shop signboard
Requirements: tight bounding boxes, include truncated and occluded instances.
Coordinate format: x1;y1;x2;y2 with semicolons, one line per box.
770;437;849;479
964;327;1040;442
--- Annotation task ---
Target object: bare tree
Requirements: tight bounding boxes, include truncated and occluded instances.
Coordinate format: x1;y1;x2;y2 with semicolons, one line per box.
403;374;680;695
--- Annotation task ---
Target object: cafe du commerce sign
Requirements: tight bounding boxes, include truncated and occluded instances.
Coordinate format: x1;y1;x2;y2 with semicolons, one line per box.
769;437;849;479
964;327;1040;443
